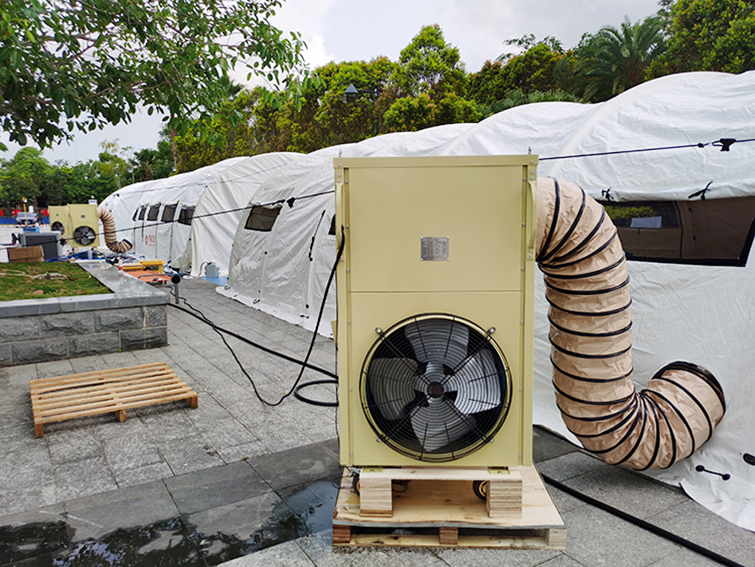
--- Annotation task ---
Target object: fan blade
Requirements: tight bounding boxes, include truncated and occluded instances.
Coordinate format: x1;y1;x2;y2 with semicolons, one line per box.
445;350;501;415
369;358;421;420
404;319;469;366
410;402;475;453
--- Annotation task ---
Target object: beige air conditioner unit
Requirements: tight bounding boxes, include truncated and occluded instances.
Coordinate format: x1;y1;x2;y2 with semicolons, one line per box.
334;155;537;470
48;204;100;248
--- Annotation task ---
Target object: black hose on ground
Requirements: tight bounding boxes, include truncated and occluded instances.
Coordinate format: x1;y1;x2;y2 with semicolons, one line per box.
541;473;744;567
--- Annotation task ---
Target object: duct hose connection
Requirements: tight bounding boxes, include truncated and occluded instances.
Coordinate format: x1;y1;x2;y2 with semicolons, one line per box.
97;207;132;253
536;177;725;470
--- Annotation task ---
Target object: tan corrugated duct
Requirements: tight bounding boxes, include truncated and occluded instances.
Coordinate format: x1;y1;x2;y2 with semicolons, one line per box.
536;177;726;470
97;206;133;253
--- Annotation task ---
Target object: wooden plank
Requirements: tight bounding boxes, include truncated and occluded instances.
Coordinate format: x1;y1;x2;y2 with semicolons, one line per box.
31;366;175;392
30;362;167;384
33;391;198;424
30;363;198;436
358;466;501;481
337;530;561;549
32;381;193;412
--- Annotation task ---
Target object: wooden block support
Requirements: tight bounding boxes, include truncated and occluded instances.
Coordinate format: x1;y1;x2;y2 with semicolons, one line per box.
546;528;567;550
487;471;523;519
30;362;198;437
359;476;393;517
332;525;351;544
439;526;458;545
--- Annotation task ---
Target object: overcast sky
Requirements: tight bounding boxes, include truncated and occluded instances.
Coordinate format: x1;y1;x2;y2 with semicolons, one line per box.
3;0;661;165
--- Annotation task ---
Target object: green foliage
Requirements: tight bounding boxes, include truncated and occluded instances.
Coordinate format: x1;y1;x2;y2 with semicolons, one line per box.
576;16;666;101
482;89;581;117
0;0;312;149
469;41;568;105
382;93;481;132
649;0;755;76
391;24;467;98
0;147;51;207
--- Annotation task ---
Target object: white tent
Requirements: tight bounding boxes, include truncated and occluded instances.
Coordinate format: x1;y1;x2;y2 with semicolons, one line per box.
103;153;302;275
219;126;474;333
220;71;755;530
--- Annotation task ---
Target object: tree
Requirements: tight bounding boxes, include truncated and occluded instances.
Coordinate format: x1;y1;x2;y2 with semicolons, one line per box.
577;16;665;101
481;89;581;118
649;0;755;76
0;0;313;150
130;145;174;182
0;147;51;208
392;24;467;98
382;93;481;132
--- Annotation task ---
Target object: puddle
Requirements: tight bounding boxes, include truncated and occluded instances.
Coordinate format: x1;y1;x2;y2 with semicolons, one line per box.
0;480;340;566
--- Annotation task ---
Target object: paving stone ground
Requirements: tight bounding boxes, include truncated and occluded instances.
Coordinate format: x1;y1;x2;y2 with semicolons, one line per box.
0;277;752;566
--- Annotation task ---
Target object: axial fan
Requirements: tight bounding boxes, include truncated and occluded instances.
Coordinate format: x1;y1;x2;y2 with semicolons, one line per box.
334;155;537;469
51;221;65;234
73;225;97;246
363;314;512;462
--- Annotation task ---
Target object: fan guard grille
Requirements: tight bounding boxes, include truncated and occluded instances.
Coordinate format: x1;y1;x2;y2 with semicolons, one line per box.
360;314;512;463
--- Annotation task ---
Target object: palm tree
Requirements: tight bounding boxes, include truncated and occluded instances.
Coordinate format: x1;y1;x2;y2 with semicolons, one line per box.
579;16;666;102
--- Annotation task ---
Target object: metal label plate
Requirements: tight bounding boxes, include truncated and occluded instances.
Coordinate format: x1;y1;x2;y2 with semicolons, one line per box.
421;237;449;261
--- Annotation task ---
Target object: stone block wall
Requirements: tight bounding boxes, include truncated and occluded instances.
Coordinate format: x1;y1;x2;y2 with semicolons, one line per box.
0;263;169;367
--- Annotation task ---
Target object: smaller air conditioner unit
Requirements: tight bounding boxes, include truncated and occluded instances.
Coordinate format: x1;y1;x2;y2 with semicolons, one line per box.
48;204;100;248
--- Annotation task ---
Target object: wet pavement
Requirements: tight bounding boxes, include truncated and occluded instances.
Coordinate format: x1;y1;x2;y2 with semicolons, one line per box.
1;277;754;566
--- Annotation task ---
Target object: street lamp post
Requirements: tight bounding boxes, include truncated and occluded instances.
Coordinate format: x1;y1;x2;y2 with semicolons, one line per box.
345;83;382;136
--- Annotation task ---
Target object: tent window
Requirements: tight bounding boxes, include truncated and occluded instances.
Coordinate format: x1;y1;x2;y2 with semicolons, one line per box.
178;206;195;226
162;204;177;223
602;197;755;266
328;215;336;236
147;205;161;221
245;204;282;231
132;207;142;221
137;206;147;221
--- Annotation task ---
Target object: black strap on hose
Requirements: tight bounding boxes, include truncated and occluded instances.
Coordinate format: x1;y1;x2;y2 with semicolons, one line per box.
541;474;745;567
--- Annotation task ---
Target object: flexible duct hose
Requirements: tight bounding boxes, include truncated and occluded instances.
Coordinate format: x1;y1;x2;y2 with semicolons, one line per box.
536;177;725;470
97;206;132;253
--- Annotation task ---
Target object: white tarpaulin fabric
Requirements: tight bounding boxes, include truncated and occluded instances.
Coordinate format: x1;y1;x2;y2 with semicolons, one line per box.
219;71;755;530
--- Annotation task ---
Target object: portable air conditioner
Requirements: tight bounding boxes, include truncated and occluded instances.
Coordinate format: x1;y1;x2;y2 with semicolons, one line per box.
48;204;100;248
334;156;537;469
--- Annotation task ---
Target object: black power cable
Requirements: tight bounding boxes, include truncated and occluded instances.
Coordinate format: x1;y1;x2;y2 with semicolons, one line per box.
166;226;344;407
541;473;745;567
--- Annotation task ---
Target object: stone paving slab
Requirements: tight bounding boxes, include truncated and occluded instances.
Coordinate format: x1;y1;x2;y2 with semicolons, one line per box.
0;276;753;567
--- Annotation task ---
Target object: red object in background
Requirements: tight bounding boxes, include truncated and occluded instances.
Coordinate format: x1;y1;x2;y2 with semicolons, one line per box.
13;209;20;216
40;209;48;217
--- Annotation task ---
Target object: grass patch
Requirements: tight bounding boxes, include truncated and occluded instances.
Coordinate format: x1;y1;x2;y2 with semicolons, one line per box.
0;262;111;301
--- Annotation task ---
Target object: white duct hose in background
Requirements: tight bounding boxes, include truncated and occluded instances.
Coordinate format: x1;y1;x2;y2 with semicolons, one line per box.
97;206;132;253
536;177;726;470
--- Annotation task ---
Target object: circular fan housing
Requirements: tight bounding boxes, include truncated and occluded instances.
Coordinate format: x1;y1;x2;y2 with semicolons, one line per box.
73;225;96;246
51;221;65;234
361;314;512;463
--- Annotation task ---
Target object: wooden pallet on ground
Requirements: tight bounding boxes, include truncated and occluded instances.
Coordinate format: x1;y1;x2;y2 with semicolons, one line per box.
332;465;565;549
30;362;197;437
